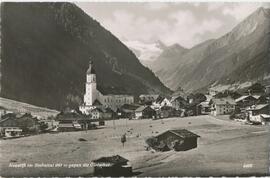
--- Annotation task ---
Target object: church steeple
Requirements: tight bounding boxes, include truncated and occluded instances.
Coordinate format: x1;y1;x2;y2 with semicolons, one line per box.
86;60;96;83
87;60;96;75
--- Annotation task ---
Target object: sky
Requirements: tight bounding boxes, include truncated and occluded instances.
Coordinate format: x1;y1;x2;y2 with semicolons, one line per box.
76;2;270;49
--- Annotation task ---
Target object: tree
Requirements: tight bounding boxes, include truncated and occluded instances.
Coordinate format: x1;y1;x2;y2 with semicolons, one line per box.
66;94;82;110
39;122;49;132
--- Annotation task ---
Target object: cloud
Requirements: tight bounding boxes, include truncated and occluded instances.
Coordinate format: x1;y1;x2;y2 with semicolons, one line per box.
222;3;266;21
207;3;224;11
144;2;169;10
101;9;223;48
162;10;223;47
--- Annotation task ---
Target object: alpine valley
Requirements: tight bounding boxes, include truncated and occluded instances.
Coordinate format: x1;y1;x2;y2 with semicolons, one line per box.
138;7;270;93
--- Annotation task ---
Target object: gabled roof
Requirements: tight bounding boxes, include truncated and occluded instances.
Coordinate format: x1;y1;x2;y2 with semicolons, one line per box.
199;101;210;107
120;104;140;111
155;96;165;104
1;113;17;120
91;108;103;113
0;106;7;110
212;97;236;105
235;95;256;103
139;94;159;99
157;129;200;139
135;105;150;112
58;123;74;128
171;95;186;102
93;155;128;165
0;117;16;124
97;85;133;95
100;107;115;113
92;99;102;106
260;114;270;118
160;105;174;110
247;104;269;111
252;95;261;100
57;111;82;119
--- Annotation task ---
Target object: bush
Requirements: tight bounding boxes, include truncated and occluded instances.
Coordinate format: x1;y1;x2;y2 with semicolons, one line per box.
145;137;159;148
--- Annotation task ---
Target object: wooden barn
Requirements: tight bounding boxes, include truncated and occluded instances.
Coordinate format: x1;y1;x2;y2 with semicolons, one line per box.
135;106;156;119
155;129;200;151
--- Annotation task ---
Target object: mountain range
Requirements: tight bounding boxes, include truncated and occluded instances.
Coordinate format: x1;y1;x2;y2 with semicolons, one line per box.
141;7;270;93
0;2;171;110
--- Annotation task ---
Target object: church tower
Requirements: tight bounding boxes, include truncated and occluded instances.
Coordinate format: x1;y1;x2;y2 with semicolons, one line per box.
84;61;97;106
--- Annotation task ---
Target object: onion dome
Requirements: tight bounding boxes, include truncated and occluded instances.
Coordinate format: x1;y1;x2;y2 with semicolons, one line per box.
87;60;96;74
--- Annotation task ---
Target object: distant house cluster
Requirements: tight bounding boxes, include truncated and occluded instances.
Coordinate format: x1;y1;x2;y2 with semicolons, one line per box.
1;60;269;138
0;112;45;138
209;83;270;125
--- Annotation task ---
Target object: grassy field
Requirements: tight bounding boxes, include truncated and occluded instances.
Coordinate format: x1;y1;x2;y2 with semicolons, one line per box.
0;115;269;176
0;97;59;118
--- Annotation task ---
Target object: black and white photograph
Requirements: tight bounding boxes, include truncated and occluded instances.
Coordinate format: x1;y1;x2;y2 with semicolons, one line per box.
0;1;270;177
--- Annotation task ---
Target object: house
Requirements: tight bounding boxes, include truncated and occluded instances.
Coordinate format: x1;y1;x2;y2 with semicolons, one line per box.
58;123;78;132
246;104;270;124
56;111;82;120
91;108;103;119
119;104;140;119
154;129;200;151
0;115;21;137
199;101;210;114
0;106;11;117
0;113;40;136
210;97;236;116
17;113;40;133
260;114;270;125
92;155;132;176
3;128;23;138
213;90;242;100
185;103;202;116
171;96;187;110
157;106;177;118
256;94;269;104
56;111;94;130
209;88;219;96
235;95;258;111
266;85;270;94
139;94;159;105
135;106;156;119
101;107;116;119
245;83;266;95
152;96;172;110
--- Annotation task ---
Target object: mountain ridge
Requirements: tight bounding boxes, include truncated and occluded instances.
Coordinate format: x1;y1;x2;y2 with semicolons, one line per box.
1;2;171;110
146;7;270;93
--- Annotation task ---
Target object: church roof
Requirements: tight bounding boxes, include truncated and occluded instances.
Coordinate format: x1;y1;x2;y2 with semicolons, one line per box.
87;61;96;75
97;85;132;96
92;99;102;106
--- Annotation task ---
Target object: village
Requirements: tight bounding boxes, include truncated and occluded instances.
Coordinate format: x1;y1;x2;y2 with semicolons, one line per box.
0;61;270;176
1;61;270;138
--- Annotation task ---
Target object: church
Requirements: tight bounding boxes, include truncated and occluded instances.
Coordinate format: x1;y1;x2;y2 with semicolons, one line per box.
79;61;134;115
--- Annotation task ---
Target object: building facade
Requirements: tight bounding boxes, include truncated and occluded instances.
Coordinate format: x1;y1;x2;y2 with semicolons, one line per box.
210;97;236;116
79;61;134;114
